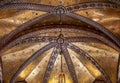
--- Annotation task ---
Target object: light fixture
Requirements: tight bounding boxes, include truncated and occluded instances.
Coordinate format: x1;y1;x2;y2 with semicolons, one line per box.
59;72;65;83
58;50;66;83
58;2;65;82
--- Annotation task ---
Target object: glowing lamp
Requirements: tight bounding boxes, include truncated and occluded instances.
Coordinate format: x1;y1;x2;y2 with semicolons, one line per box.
59;72;66;83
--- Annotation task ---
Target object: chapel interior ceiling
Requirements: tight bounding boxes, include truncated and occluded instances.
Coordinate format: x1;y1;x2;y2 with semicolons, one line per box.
0;0;120;83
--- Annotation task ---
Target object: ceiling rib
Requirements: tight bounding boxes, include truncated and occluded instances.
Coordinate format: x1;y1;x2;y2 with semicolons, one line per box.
0;57;3;83
0;25;120;54
66;37;102;43
0;1;119;49
66;12;120;48
0;13;52;50
0;36;56;55
66;36;120;52
0;2;120;12
43;45;59;83
10;42;56;83
0;3;55;12
67;42;112;83
0;1;119;54
117;54;120;83
0;0;18;6
109;0;120;5
61;44;78;83
66;2;120;12
0;26;119;56
13;25;112;39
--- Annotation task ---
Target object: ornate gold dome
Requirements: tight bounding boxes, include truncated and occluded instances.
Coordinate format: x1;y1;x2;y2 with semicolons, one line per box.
0;0;120;83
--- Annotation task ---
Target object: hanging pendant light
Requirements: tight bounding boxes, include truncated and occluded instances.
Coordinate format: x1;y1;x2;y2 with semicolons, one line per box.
58;50;66;83
59;72;65;83
58;5;65;82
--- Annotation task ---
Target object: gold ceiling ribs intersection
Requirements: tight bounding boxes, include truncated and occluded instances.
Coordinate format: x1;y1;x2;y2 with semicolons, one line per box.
0;1;120;50
9;33;118;83
0;27;119;55
0;1;120;83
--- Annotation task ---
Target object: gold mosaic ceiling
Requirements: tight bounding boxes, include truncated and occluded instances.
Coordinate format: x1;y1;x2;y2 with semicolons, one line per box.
0;0;120;83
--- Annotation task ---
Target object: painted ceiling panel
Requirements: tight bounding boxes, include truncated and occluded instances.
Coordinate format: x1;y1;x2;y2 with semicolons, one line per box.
73;42;119;83
2;43;48;83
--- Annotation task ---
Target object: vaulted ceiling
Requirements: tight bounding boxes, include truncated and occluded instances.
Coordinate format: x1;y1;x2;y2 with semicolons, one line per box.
0;0;120;83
